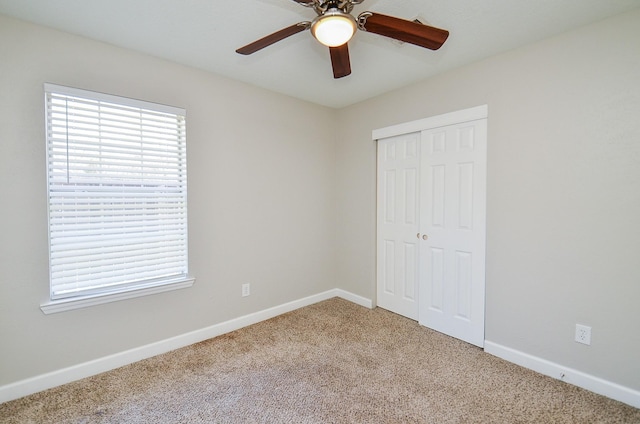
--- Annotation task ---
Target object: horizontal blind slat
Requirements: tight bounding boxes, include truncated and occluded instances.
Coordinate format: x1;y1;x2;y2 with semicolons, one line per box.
52;258;187;281
50;242;187;262
50;244;186;263
52;270;187;298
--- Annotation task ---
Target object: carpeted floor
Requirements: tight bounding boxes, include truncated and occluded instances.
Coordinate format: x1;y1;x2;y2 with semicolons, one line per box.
1;297;639;423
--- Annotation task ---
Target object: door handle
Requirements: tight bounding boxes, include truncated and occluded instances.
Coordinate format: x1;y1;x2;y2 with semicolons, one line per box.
417;233;429;240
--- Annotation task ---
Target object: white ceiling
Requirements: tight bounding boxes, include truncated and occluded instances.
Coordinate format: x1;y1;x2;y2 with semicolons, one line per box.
1;0;638;108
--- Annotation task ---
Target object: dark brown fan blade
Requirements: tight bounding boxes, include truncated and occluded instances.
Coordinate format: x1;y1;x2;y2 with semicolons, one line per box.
236;22;310;55
360;12;449;50
329;44;351;79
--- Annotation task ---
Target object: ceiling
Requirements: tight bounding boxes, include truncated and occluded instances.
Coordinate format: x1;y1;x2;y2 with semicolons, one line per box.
1;0;638;108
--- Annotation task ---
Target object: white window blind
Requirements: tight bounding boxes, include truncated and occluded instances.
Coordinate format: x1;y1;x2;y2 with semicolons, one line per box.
45;84;188;300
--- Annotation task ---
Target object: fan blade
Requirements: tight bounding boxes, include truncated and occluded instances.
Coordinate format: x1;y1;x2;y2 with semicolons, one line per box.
330;44;351;79
236;22;310;55
359;12;449;50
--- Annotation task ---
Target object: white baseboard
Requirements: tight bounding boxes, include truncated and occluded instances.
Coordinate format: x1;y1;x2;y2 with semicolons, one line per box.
333;288;373;309
485;341;640;409
0;289;372;404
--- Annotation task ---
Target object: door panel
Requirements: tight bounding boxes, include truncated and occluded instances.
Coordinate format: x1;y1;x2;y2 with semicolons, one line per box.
377;133;420;320
431;165;446;227
382;240;395;294
429;247;445;311
419;119;487;347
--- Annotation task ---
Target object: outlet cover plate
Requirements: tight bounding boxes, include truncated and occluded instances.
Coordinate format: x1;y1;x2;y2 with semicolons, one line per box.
575;324;591;345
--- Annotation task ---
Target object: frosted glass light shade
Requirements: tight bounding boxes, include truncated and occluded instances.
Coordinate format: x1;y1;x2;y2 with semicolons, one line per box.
311;12;356;47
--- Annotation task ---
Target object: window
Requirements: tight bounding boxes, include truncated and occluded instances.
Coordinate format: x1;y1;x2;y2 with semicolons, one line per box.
42;84;191;312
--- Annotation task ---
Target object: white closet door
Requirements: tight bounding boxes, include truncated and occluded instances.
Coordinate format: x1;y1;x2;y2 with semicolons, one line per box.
377;133;420;320
418;119;487;347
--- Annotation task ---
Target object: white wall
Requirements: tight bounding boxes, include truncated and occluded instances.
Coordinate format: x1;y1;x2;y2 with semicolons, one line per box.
0;15;336;386
336;9;640;391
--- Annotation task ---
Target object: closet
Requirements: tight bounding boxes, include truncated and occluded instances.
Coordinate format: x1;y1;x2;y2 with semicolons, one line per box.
375;105;487;347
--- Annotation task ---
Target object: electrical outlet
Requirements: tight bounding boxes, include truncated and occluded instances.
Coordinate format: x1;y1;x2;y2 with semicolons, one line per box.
575;324;591;345
242;283;250;297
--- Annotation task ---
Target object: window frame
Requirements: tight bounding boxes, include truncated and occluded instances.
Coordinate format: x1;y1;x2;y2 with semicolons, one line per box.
41;84;194;314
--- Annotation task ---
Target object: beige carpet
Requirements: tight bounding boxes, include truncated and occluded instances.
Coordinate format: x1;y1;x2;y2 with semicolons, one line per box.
1;298;639;423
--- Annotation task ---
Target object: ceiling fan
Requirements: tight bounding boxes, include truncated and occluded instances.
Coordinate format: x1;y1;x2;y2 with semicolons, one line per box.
236;0;449;79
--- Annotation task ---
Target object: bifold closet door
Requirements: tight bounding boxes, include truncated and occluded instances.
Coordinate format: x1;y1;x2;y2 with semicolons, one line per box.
376;132;420;320
418;119;487;347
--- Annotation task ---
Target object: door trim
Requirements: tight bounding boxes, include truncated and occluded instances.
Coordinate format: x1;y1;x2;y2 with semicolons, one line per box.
372;105;488;141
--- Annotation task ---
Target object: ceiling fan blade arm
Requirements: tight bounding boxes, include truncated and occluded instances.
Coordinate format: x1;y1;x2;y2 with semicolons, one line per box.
236;22;310;55
359;12;449;50
329;44;351;79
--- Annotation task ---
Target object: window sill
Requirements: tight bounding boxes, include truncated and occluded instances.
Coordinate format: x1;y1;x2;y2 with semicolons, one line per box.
40;276;195;315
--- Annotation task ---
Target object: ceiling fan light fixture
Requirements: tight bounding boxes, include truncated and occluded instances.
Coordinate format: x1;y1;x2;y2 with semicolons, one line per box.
311;10;357;47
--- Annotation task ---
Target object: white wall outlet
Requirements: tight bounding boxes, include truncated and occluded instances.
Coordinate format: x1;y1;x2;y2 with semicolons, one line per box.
241;283;250;297
575;324;591;345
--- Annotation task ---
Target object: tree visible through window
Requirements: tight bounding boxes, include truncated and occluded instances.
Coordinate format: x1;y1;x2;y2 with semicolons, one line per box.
45;84;188;301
